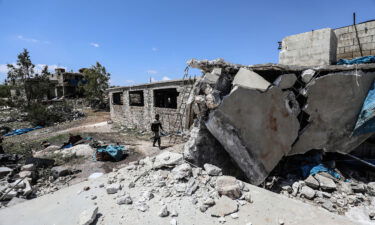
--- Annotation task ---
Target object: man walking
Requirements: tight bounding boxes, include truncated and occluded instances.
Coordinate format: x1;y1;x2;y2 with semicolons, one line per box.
151;114;163;149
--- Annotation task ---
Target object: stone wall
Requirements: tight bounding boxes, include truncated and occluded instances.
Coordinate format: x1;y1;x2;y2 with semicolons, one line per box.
108;80;194;132
335;20;375;60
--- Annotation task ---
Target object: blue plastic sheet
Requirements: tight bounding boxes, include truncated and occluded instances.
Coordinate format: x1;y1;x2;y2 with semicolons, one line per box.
337;56;375;65
353;81;375;136
4;126;43;136
301;164;341;179
96;145;126;161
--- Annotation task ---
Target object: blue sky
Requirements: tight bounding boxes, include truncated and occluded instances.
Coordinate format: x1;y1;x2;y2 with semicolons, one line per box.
0;0;375;85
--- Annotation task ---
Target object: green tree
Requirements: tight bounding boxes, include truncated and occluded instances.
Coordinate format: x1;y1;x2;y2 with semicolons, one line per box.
82;62;110;108
7;49;35;103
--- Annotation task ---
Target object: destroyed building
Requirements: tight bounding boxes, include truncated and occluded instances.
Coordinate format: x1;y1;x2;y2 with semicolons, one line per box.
108;79;195;132
10;68;86;100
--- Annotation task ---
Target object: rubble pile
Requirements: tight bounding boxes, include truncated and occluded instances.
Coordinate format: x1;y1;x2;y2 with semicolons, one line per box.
94;151;253;224
184;58;375;185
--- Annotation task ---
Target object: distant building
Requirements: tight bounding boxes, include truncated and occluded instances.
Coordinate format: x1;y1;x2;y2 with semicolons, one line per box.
10;68;86;100
107;79;195;132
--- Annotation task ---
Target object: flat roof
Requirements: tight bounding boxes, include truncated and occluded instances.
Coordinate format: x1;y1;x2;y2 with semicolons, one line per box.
107;78;196;92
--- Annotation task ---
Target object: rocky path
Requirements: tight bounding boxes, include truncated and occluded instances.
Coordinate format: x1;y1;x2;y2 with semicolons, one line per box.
0;150;358;225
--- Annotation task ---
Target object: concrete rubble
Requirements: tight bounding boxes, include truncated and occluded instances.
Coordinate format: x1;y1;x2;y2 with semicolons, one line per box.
184;58;375;185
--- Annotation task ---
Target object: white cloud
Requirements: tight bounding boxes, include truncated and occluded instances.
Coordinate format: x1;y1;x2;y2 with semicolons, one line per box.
0;64;9;74
152;47;158;52
90;42;100;48
0;63;66;75
150;77;157;82
147;70;158;75
162;76;171;81
17;35;39;43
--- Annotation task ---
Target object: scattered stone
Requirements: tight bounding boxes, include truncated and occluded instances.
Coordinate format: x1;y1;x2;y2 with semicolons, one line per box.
153;151;183;169
83;186;90;191
210;196;238;217
199;204;208;212
106;183;121;194
142;191;154;200
117;195;133;205
304;175;319;189
274;73;297;89
78;206;98;225
230;213;239;219
158;205;169;217
300;186;316;200
367;182;375;196
18;171;32;178
315;174;336;191
203;197;215;206
170;209;178;217
91;196;97;200
51;166;72;178
351;183;366;193
172;163;192;180
301;69;315;83
21;164;35;171
0;167;12;177
204;164;222;176
185;178;199;196
216;176;242;199
321;200;335;212
242;192;252;203
369;211;375;220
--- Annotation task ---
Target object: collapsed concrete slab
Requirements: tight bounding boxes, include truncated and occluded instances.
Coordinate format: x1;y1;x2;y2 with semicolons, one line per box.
184;58;375;185
206;86;299;184
290;71;375;155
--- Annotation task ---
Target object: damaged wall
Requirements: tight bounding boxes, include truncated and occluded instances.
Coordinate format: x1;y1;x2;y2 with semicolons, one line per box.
108;79;194;132
184;58;375;185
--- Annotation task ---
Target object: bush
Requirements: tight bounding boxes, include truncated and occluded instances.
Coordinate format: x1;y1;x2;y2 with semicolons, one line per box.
25;102;73;126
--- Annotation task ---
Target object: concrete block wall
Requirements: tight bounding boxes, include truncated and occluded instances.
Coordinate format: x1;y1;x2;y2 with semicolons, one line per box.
335;20;375;59
279;28;337;66
108;80;194;132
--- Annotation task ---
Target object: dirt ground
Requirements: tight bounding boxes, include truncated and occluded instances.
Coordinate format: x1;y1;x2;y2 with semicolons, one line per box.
3;109;185;185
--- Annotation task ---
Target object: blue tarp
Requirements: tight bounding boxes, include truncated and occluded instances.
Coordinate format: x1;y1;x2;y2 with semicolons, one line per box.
4;126;43;137
353;81;375;136
96;145;126;161
337;56;375;65
301;164;341;179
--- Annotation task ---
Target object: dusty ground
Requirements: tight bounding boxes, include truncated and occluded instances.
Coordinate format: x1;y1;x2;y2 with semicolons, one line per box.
3;109;183;185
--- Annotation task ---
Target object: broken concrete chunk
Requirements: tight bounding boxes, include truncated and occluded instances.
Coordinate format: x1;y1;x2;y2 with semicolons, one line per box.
202;72;220;84
171;163;192;180
18;171;32;178
78;206;98;225
204;164;222;176
158;205;169;217
106;183;121;194
216;176;242;199
153;151;183;169
209;195;238;217
301;69;315;83
305;175;319;189
51;166;72;178
232;68;270;91
366;182;375;196
117;195;132;205
290;71;375;155
206;86;299;185
21;164;35;171
315;174;336;191
205;92;221;110
299;186;316;199
351;183;366;193
273;73;297;89
0;167;12;177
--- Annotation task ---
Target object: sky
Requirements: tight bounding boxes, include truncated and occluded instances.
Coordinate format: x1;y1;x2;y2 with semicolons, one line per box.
0;0;375;86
